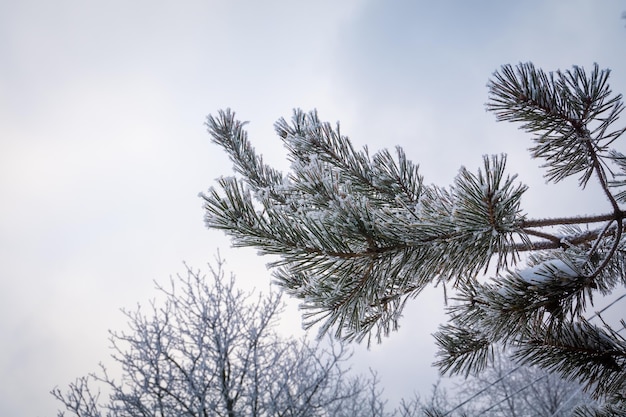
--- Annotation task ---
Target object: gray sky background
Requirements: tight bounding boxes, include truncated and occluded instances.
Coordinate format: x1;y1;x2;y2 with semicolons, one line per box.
1;1;625;415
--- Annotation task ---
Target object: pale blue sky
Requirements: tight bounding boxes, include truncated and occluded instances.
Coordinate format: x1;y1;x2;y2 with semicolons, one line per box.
1;1;625;415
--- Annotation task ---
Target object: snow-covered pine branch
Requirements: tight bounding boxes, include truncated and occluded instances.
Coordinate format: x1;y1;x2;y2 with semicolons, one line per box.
201;62;626;412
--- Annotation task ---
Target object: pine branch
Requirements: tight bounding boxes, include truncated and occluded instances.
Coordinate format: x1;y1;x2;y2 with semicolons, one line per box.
513;319;626;398
202;61;626;409
487;62;625;187
520;212;626;228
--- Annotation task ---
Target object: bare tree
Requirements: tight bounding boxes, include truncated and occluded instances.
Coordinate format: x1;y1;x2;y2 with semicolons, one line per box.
52;257;386;417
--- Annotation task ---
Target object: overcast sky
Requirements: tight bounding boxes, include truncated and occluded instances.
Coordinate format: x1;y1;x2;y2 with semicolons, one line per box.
1;1;625;415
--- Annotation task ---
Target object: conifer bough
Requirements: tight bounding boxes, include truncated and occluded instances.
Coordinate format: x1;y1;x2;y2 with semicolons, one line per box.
201;62;626;410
